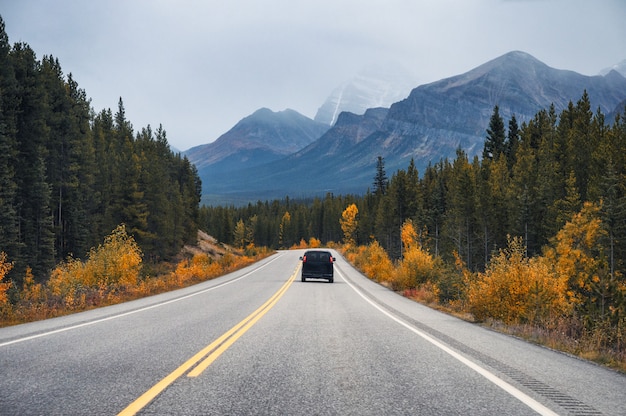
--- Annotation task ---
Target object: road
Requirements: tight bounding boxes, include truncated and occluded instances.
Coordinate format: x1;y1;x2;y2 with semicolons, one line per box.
1;250;624;415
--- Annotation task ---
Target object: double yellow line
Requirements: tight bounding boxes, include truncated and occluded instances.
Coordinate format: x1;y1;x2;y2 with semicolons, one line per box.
118;265;299;416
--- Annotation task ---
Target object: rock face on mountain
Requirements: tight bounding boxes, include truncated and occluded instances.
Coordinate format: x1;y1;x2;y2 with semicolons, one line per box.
314;65;416;126
196;51;626;206
185;108;329;173
387;51;626;135
373;51;626;174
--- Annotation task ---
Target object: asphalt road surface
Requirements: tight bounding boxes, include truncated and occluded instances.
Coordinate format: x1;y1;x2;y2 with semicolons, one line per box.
1;250;625;415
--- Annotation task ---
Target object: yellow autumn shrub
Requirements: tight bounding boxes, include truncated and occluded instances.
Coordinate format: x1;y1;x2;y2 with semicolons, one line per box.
468;237;569;324
21;267;44;304
544;202;606;309
290;239;308;249
0;252;13;308
173;253;222;283
48;224;142;307
359;241;394;283
308;237;321;248
389;220;437;290
393;245;436;291
85;224;142;288
340;203;358;246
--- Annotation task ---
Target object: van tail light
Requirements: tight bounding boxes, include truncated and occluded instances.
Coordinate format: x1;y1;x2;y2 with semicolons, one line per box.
329;256;333;263
302;255;307;263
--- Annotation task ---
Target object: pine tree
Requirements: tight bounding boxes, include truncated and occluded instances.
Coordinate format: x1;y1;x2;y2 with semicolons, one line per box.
444;149;478;268
40;56;95;261
10;43;56;280
0;16;19;263
598;161;626;279
509;132;538;256
505;114;520;168
420;162;446;257
483;105;506;161
567;91;594;202
373;155;388;196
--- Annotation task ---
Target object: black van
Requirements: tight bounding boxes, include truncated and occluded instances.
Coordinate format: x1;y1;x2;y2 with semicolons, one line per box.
299;250;336;283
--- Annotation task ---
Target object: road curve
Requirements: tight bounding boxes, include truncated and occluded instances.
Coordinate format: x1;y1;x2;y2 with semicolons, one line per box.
1;250;624;415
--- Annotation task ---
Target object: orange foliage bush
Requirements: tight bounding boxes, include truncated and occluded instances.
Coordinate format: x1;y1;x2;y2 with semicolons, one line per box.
467;237;570;324
388;220;437;290
21;267;44;304
47;225;142;308
347;241;394;283
308;237;321;248
544;202;608;309
162;251;261;293
340;203;359;246
342;210;625;367
392;246;436;291
0;252;13;310
1;231;273;326
173;253;222;283
290;239;309;250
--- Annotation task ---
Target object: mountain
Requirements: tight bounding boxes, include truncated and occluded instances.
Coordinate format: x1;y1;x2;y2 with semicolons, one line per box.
314;65;416;126
185;108;329;173
377;51;626;167
197;51;626;206
199;108;388;204
600;59;626;78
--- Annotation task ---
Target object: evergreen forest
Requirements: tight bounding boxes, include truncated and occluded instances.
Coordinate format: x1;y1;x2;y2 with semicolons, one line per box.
0;17;201;285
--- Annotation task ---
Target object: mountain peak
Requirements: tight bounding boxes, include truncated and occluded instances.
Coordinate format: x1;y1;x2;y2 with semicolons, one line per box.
185;108;328;171
439;51;548;91
314;64;416;126
499;50;540;61
488;50;549;70
247;107;301;122
600;59;626;78
391;50;626;131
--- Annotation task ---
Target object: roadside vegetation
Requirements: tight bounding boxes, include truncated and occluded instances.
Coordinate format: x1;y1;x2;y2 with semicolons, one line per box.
342;214;626;373
0;227;272;326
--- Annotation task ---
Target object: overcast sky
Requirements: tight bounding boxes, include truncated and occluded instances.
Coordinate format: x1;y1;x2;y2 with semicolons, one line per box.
2;0;626;151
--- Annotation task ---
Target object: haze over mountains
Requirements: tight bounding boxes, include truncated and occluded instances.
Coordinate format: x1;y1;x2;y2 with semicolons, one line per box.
313;64;417;126
186;51;626;206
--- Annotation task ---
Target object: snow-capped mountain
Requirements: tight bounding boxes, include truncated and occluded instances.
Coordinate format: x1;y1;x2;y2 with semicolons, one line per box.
314;64;417;126
600;59;626;78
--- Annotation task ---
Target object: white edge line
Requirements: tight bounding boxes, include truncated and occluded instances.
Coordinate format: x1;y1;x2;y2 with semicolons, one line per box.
0;253;284;348
336;267;560;416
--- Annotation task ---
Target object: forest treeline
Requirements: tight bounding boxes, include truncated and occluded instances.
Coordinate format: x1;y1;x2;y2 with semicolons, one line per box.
200;92;626;359
0;17;201;287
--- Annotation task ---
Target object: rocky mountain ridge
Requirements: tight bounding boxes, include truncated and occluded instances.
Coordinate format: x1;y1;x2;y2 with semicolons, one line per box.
185;108;328;173
189;51;626;206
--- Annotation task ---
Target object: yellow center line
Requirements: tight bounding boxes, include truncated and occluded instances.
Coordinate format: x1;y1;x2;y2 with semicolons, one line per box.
117;265;300;416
